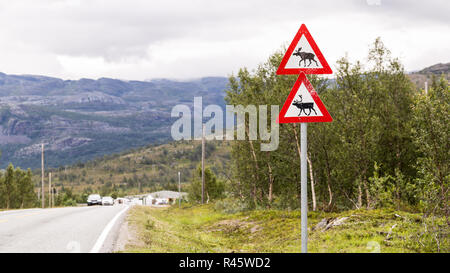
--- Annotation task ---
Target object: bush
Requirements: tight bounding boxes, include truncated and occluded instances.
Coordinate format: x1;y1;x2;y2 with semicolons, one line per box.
188;166;225;203
63;198;77;207
214;197;252;214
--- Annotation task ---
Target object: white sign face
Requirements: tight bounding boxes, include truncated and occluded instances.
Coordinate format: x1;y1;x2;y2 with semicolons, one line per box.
284;35;323;69
284;82;323;118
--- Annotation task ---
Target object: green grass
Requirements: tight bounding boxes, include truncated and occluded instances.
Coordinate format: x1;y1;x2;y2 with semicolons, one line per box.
124;204;449;253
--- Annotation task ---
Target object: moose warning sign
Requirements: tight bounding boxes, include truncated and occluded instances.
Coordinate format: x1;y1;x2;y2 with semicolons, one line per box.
277;72;332;123
276;24;332;75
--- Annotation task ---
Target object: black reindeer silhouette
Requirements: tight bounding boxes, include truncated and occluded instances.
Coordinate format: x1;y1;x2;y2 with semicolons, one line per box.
293;47;318;67
292;95;317;116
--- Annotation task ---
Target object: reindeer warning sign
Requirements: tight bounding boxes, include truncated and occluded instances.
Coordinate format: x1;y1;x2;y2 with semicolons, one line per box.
275;24;332;253
277;24;332;75
277;72;332;123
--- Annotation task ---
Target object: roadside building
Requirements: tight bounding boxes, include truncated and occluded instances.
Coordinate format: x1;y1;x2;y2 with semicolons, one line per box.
115;198;129;205
144;190;187;206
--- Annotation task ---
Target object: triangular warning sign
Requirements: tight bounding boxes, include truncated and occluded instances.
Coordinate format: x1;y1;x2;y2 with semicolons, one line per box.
277;24;332;75
277;73;332;123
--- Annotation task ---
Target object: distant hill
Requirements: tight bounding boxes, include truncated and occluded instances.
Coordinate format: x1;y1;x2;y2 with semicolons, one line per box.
408;62;450;89
0;73;228;169
38;140;231;198
416;63;450;74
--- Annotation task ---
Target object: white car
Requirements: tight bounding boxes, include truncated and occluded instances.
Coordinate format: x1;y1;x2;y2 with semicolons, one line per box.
101;196;114;206
87;194;102;206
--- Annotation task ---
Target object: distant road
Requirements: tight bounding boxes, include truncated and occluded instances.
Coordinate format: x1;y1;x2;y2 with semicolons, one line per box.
0;205;129;253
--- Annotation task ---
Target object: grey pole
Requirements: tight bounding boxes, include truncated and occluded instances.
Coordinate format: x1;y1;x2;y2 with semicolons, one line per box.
201;123;205;204
41;143;45;209
300;123;308;253
178;171;181;208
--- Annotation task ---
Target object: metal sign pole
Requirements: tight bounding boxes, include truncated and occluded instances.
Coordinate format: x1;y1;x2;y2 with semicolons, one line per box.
41;143;45;209
201;123;205;204
275;24;332;254
300;123;308;253
178;171;181;208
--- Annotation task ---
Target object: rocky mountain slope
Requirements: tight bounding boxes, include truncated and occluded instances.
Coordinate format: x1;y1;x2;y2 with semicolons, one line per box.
0;73;228;169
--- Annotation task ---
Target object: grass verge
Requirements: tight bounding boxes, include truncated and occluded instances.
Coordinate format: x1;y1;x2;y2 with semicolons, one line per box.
123;204;449;253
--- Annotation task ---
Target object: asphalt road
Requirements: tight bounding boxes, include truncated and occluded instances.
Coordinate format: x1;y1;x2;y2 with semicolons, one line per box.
0;205;129;253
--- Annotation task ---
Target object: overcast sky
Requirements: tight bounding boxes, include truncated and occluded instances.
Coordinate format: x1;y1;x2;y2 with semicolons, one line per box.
0;0;448;81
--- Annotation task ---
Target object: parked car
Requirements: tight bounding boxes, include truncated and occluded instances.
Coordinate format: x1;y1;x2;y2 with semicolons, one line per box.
87;194;102;206
101;196;114;206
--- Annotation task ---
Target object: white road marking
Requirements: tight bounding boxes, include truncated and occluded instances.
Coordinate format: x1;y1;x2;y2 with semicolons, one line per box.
90;206;129;253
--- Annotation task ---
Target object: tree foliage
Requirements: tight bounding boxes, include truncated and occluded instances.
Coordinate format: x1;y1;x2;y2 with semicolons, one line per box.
412;76;449;220
224;38;448;216
0;163;37;209
188;165;225;203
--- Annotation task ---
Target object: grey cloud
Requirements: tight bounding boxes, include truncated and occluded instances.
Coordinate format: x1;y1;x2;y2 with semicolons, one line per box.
0;0;365;61
0;0;448;79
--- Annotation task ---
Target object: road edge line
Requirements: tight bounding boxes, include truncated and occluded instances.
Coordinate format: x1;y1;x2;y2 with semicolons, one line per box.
90;205;130;253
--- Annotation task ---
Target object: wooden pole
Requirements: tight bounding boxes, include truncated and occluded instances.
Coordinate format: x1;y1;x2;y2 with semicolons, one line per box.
41;143;45;209
48;173;50;208
52;186;55;208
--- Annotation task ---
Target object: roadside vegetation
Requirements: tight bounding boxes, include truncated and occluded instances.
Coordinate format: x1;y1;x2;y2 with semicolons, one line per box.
131;38;446;253
124;204;448;253
218;38;449;247
0;162;36;209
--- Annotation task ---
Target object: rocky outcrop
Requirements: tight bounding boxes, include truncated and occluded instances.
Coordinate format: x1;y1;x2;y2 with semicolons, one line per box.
4;119;32;135
54;92;126;106
0;125;31;144
15;137;92;156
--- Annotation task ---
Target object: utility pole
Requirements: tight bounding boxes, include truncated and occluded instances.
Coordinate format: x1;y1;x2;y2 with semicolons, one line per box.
41;143;45;209
48;172;52;208
178;171;181;208
52;187;55;208
201;123;205;204
425;81;428;95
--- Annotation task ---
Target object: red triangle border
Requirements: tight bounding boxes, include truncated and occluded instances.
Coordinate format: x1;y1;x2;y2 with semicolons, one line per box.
277;73;332;123
277;24;332;75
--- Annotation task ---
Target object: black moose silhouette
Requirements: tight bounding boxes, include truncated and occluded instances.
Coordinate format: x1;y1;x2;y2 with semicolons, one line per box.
292;95;317;116
292;47;318;67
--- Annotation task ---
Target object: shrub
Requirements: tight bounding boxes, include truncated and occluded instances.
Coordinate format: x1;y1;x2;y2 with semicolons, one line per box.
214;197;252;214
